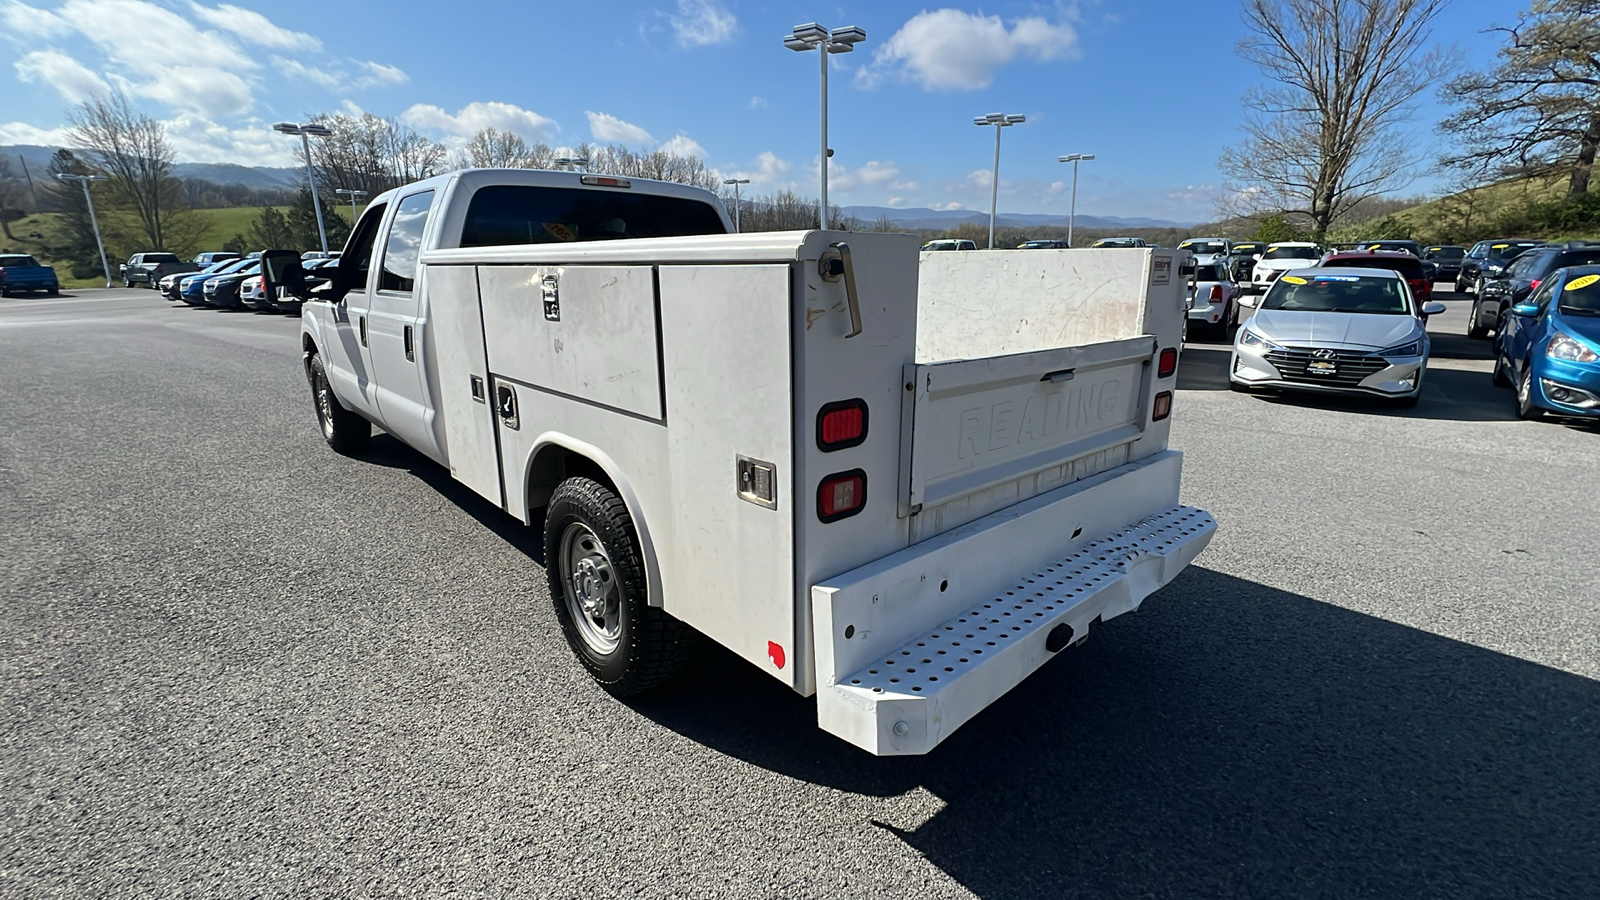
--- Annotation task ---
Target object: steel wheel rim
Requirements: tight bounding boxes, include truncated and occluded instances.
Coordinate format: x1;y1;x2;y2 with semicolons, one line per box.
314;372;335;439
560;522;622;655
1518;368;1532;407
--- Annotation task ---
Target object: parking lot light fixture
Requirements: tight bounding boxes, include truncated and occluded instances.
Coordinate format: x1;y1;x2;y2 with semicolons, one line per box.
335;188;368;226
785;22;867;229
54;173;111;287
974;113;1026;249
274;121;333;254
723;178;750;232
1057;154;1096;247
553;156;590;172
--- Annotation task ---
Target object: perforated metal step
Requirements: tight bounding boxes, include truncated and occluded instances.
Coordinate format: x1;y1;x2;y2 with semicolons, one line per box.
816;505;1216;755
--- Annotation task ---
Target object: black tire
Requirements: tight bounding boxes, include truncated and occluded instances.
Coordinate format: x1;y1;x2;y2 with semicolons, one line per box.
307;353;370;454
545;477;699;696
1492;350;1512;387
123;277;133;288
46;287;59;296
1466;303;1490;340
1516;366;1544;420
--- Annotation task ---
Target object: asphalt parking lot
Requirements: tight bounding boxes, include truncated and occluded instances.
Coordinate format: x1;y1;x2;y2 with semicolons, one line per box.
2;287;1596;898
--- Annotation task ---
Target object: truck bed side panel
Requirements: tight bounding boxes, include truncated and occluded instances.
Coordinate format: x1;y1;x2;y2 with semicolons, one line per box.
657;264;800;687
426;264;503;506
477;265;663;421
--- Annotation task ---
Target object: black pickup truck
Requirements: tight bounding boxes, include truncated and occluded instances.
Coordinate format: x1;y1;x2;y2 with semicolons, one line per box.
120;252;201;288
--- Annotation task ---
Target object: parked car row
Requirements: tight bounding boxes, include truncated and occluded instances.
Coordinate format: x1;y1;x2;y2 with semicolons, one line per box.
157;254;339;314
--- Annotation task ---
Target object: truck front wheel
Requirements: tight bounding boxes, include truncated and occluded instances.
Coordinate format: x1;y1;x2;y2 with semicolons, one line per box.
545;477;699;696
306;353;370;455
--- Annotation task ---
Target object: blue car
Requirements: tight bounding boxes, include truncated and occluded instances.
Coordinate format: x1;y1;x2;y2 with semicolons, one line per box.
1495;264;1600;421
178;257;255;305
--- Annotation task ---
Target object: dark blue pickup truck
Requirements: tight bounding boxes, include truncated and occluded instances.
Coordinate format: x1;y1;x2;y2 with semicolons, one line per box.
0;254;60;296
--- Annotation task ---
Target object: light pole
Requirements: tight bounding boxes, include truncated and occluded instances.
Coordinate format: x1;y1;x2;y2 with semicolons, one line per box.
1057;154;1095;247
553;155;589;171
723;178;750;232
54;173;111;287
973;113;1025;249
335;188;367;226
784;22;866;229
273;122;334;254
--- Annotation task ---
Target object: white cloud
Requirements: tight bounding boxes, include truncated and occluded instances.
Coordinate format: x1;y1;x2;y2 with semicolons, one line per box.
587;111;653;145
352;60;407;88
830;159;902;193
967;168;993;189
272;56;342;90
931;202;964;211
668;0;735;48
163;113;298;167
14;49;109;102
401;101;557;146
658;134;706;159
188;2;320;52
122;65;254;118
749;96;767;109
886;197;903;207
0;120;73;145
1;0;71;38
860;9;1079;91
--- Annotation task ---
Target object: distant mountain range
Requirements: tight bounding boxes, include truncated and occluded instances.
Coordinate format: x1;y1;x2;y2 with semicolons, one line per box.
3;144;1196;226
839;205;1194;231
4;144;300;191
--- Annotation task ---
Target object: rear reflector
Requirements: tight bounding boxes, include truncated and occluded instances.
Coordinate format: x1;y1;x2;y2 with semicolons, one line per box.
580;175;632;188
1158;347;1178;377
818;470;867;522
816;399;868;451
1153;391;1173;421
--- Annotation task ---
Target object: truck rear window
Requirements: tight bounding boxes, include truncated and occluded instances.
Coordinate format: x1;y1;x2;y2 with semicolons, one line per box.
144;254;181;263
458;185;726;247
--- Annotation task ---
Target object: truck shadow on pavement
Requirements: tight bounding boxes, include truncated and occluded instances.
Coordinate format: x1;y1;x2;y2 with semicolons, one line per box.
629;566;1600;900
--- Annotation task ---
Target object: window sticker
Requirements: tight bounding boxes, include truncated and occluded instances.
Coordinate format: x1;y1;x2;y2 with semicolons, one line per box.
1565;273;1600;291
1281;275;1308;285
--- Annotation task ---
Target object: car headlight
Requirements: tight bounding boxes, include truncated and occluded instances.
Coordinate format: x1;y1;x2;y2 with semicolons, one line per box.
1548;332;1600;363
1238;327;1280;351
1377;339;1424;358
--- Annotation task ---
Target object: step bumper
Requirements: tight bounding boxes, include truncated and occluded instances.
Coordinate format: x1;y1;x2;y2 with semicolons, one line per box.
812;454;1213;755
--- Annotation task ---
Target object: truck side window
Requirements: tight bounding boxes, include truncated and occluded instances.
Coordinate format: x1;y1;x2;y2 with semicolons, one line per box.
342;201;389;293
379;190;436;294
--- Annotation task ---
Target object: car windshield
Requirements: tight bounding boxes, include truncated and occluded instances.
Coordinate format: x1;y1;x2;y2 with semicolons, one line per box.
0;255;39;267
1095;240;1135;248
1234;243;1262;253
201;260;236;274
1323;256;1424;279
1426;247;1465;259
1487;242;1540;260
1260;273;1410;314
459;185;727;247
1182;241;1227;254
213;259;253;274
1264;246;1319;260
1559;274;1600;316
1195;264;1226;281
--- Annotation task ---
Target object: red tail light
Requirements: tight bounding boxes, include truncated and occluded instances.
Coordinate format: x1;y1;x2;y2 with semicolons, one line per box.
1209;284;1223;301
1158;347;1178;378
817;470;866;522
1529;279;1541;291
1153;391;1173;421
816;399;868;451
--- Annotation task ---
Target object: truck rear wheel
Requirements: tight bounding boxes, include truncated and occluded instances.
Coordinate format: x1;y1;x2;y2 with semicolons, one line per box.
307;353;370;455
545;477;698;696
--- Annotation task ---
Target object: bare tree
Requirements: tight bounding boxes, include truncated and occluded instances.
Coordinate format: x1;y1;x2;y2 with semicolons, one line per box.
307;112;447;198
68;92;190;250
0;157;26;241
1219;0;1454;237
1440;1;1600;196
454;128;553;169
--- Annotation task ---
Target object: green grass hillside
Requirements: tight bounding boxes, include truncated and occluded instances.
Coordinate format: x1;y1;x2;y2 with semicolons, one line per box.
1388;176;1570;241
1;205;358;288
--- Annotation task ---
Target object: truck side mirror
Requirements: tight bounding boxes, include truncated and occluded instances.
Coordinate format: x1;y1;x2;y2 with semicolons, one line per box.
260;249;305;300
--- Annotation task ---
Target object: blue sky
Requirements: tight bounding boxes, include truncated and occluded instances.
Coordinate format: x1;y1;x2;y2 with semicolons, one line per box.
1;0;1513;222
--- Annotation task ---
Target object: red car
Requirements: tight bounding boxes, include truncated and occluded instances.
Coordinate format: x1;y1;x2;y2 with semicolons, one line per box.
1317;249;1434;307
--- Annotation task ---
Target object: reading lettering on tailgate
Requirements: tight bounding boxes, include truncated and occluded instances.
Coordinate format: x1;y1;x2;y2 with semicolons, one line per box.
957;377;1125;459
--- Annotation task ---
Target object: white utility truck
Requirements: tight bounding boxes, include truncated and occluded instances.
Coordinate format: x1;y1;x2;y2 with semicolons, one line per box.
277;169;1215;756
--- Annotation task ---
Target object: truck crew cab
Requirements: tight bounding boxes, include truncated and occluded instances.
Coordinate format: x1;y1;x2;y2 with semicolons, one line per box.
282;168;1215;755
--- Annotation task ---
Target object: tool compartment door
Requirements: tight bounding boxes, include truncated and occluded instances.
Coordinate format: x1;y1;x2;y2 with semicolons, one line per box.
903;335;1155;515
476;265;663;421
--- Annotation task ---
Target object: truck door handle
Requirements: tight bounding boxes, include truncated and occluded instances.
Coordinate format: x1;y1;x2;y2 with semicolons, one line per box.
495;383;520;430
403;324;414;361
819;242;863;339
359;315;367;347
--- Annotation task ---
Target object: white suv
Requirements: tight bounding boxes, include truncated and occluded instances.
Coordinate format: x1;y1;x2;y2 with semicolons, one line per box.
1251;242;1323;292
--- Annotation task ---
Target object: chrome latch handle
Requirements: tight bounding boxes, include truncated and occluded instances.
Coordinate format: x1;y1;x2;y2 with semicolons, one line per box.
819;242;863;339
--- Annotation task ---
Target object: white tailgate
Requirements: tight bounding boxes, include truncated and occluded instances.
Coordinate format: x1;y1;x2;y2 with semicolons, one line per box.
477;265;662;420
902;335;1154;516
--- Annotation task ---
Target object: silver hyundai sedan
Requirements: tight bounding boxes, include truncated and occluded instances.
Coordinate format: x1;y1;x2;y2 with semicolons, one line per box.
1229;267;1447;406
